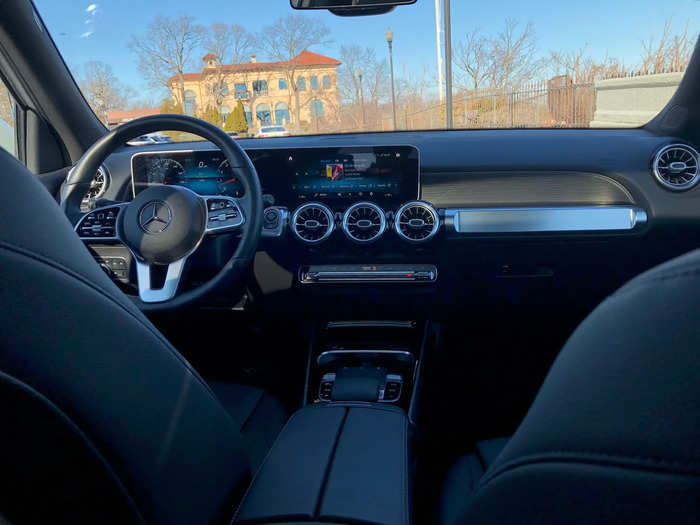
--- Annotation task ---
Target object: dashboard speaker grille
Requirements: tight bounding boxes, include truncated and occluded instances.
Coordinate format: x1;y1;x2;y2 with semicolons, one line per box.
343;202;386;243
291;203;334;244
395;201;439;242
652;144;700;191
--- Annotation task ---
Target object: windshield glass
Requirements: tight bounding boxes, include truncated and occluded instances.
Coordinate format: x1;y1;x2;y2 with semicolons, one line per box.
35;1;699;138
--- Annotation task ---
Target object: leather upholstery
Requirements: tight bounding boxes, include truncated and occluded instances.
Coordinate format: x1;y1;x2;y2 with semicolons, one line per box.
234;403;411;525
0;148;279;523
444;248;700;524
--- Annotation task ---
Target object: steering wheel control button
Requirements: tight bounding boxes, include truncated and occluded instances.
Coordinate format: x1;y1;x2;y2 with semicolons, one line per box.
75;204;124;240
121;185;207;265
204;197;245;233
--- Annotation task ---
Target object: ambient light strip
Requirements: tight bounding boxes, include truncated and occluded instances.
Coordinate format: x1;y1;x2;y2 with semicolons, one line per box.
444;206;647;234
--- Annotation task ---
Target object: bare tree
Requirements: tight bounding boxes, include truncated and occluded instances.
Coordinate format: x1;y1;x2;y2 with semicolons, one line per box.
454;28;490;92
668;20;694;72
78;61;133;123
489;19;539;91
550;48;630;83
337;45;387;105
258;14;330;130
129;15;205;106
205;24;255;110
641;19;672;75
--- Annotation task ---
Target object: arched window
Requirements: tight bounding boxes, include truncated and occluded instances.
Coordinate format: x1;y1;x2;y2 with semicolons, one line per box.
322;75;331;89
220;105;231;122
274;102;290;125
243;104;252;126
256;103;272;125
184;90;197;116
310;99;324;118
310;76;319;90
297;77;306;91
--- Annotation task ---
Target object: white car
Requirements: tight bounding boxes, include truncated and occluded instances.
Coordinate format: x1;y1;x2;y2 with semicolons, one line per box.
256;125;291;138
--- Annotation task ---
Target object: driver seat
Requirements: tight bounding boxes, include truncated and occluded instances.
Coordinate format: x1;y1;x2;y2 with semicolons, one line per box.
0;150;288;523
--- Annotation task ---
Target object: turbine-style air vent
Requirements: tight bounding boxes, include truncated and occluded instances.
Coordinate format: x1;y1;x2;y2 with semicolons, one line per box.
652;143;700;191
395;201;439;242
291;203;334;244
342;202;386;243
81;166;109;211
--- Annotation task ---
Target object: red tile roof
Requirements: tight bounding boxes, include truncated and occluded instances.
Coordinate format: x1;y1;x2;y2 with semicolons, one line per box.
106;107;161;122
171;50;341;83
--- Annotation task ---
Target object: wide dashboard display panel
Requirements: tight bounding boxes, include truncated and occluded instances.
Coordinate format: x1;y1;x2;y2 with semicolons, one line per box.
131;145;419;206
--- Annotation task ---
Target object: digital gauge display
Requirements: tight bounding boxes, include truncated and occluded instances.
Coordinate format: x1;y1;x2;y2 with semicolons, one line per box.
131;151;244;197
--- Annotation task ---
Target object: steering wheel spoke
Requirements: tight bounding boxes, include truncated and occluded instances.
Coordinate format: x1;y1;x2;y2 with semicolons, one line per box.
135;258;187;303
203;195;245;234
74;202;127;241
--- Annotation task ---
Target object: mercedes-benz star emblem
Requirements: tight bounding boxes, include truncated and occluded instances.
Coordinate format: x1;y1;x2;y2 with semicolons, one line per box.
138;201;172;234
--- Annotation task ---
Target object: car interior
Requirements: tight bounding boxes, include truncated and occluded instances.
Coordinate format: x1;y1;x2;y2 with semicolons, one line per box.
0;0;698;524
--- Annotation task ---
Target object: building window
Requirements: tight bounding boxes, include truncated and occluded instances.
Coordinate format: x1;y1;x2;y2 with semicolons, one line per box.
253;80;268;95
322;75;331;89
256;103;272;125
234;83;247;99
275;102;290;125
212;81;228;97
310;99;324;118
220;105;231;122
244;104;252;126
184;90;197;116
278;78;287;90
297;77;306;91
310;76;319;90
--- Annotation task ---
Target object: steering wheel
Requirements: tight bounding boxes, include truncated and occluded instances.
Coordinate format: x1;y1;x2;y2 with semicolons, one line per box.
61;114;263;311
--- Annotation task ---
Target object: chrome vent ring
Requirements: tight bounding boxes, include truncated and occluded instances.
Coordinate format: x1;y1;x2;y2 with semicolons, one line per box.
79;165;109;211
395;201;439;242
291;203;334;244
342;202;386;243
652;143;700;191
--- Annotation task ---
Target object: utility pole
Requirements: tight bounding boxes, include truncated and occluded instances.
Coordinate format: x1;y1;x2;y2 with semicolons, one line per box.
444;0;453;128
435;0;444;103
358;69;366;130
386;28;397;131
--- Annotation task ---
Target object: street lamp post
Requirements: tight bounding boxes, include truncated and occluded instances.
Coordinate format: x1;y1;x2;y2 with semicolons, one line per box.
358;69;366;130
386;28;397;131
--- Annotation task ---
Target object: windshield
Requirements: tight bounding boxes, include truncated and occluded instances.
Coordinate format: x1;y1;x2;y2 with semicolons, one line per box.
35;1;699;139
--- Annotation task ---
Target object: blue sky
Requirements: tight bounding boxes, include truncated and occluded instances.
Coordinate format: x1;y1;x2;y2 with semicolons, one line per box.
34;0;700;104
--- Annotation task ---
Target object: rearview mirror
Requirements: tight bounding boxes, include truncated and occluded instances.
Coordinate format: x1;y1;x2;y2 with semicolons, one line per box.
290;0;417;12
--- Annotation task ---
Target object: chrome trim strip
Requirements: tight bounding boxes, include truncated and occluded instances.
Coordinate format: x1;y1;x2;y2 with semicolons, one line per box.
317;350;415;366
326;320;415;329
445;206;648;234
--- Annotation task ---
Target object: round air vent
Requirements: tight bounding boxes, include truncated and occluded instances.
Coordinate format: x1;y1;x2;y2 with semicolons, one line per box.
291;203;334;244
80;166;109;211
652;143;700;191
395;201;439;242
342;202;386;243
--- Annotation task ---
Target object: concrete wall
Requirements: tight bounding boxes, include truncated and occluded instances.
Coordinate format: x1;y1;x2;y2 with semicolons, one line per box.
590;72;683;128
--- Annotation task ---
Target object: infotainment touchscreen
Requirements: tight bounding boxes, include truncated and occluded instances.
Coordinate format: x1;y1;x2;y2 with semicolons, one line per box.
131;145;419;207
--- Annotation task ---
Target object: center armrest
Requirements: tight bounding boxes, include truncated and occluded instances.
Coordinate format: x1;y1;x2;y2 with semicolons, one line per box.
233;402;411;525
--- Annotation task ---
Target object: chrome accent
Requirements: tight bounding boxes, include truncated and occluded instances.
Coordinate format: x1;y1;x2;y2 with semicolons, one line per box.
395;201;439;242
326;320;415;329
202;195;245;233
74;165;109;210
138;200;172;234
135;258;187;303
262;206;289;237
317;350;415;366
74;202;127;241
652;143;700;191
291;202;334;244
445;206;648;234
342;202;386;243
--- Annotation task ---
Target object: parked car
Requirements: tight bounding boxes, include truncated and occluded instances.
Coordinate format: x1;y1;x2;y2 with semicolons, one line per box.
256;125;291;138
126;133;173;146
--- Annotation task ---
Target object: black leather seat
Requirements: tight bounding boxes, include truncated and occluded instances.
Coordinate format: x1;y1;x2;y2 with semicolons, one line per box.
440;248;700;524
0;149;287;524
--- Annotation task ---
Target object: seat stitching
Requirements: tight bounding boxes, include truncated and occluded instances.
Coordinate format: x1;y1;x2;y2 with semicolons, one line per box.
0;242;219;401
478;450;700;490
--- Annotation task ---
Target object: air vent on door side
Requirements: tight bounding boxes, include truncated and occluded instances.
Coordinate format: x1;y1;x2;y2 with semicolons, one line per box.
395;201;439;242
652;143;700;191
80;166;109;212
291;203;334;244
342;202;386;243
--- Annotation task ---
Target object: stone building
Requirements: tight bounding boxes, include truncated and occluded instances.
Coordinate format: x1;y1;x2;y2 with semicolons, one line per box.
169;50;341;131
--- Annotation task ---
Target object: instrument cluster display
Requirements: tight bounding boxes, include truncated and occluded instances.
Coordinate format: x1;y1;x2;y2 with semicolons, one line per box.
131;145;419;206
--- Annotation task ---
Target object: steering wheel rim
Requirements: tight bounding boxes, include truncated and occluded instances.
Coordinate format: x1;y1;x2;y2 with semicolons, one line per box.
61;114;264;311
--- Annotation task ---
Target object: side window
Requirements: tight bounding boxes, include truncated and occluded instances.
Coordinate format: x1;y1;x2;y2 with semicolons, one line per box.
278;78;287;90
0;77;17;158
